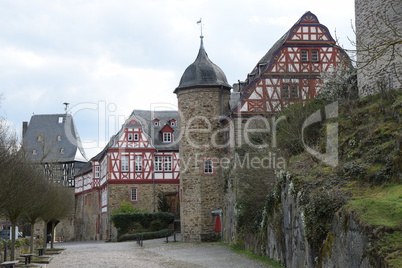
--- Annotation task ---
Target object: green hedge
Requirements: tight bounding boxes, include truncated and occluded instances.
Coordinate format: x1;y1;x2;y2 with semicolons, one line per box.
117;229;172;242
111;212;174;236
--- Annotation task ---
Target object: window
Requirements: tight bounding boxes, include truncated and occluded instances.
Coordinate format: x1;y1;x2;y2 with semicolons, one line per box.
131;188;137;201
204;159;213;174
163;132;172;143
301;49;308;62
95;166;100;178
32;149;37;155
282;84;290;99
154;156;163;171
57;135;62;141
291;84;299;98
134;133;139;141
311;50;319;62
135;156;142;172
37;135;43;142
121;156;129;172
58;117;63;124
170;120;176;127
164;156;172;171
153;120;159;126
128;133;133;141
60;148;65;154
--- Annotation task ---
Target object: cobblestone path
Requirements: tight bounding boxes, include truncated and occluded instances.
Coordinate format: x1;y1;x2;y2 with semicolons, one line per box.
46;238;271;268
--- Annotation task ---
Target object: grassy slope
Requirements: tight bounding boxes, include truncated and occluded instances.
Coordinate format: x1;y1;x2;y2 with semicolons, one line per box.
287;90;402;267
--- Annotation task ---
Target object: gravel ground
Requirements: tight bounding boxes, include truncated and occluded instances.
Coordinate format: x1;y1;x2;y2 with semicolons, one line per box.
45;236;271;268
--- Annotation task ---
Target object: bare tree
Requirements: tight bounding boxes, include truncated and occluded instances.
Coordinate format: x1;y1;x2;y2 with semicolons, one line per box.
40;184;74;249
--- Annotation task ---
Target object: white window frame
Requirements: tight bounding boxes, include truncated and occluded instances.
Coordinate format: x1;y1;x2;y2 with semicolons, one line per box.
163;132;172;143
131;188;138;201
154;120;159;126
204;159;213;174
154;156;163;171
94;166;100;178
134;133;139;141
58;117;63;124
121;156;129;172
128;133;133;141
164;156;172;171
301;49;309;62
135;156;142;172
311;49;319;62
170;120;176;127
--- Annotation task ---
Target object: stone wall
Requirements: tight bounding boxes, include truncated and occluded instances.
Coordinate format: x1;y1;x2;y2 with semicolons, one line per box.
177;87;230;242
355;0;402;96
74;192;100;241
229;173;385;268
107;183;179;241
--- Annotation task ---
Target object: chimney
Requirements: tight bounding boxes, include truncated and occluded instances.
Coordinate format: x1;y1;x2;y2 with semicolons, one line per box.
22;121;28;140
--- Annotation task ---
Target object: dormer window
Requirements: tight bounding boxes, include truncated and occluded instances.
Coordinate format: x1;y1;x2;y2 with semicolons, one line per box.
32;149;37;155
170;120;177;127
58;117;63;124
163;132;172;143
57;135;62;141
60;148;65;154
153;119;160;127
37;135;43;142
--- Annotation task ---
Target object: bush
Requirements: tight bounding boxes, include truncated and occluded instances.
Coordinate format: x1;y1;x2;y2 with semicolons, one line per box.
117;229;172;242
112;212;174;236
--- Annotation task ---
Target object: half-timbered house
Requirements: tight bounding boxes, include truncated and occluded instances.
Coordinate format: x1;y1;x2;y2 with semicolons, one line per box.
74;110;180;241
232;11;350;117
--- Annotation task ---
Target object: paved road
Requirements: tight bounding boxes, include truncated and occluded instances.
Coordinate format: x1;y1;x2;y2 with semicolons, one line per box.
46;237;270;268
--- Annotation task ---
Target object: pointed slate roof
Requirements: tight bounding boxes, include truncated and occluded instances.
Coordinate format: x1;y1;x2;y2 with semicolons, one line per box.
22;114;88;163
174;36;231;92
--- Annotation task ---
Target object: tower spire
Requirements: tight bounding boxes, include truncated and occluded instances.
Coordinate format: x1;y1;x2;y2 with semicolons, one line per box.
197;18;203;39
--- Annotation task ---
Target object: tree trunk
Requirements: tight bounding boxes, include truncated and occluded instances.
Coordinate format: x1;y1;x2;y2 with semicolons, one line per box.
10;222;16;260
43;220;48;249
50;221;55;249
30;223;35;253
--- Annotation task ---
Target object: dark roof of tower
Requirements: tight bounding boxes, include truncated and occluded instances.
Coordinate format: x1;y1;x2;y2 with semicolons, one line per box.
22;114;88;163
174;36;231;93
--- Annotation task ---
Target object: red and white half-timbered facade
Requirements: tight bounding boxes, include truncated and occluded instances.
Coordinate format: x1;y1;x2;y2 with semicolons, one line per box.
232;11;351;117
75;110;180;241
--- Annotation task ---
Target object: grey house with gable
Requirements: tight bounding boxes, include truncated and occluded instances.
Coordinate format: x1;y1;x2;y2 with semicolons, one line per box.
22;113;87;187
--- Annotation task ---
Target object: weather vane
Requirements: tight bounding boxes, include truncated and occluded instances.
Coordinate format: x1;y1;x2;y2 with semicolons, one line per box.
197;18;203;37
63;102;70;113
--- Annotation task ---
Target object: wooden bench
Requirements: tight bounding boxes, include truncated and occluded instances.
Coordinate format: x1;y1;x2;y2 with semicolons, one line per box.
0;261;19;268
20;254;34;265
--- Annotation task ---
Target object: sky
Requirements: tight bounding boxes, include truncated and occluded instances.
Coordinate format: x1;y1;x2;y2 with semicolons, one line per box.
0;0;356;159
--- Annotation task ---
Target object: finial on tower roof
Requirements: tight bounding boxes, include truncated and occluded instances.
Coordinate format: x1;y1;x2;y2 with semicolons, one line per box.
197;18;203;39
63;102;70;113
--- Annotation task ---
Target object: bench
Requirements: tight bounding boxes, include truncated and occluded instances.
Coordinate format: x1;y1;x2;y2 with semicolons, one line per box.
20;254;34;265
0;261;19;268
36;248;45;256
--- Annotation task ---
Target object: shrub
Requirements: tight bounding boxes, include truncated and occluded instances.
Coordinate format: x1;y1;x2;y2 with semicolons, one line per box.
117;229;172;242
112;212;174;236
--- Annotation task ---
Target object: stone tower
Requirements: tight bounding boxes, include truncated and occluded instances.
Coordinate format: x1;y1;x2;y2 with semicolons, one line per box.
355;0;402;96
174;36;231;242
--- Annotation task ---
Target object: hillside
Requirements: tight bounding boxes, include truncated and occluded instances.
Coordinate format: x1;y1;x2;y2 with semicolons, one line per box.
285;90;402;267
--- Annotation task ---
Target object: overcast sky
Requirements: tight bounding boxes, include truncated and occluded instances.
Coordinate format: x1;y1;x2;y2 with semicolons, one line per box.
0;0;355;159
